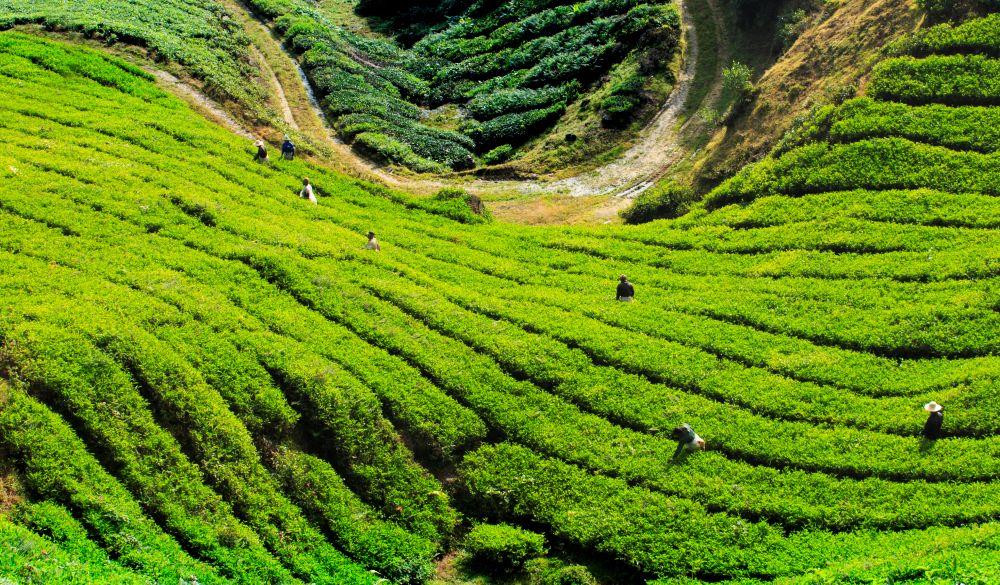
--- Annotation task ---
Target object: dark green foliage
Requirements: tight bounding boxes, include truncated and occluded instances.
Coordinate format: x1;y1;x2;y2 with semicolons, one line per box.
467;103;567;149
601;75;646;126
467;84;579;120
354;132;449;173
464;524;546;572
620;182;696;223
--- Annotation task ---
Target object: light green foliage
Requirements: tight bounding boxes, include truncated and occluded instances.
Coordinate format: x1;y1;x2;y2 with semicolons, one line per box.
0;0;263;109
464;524;546;572
3;21;1000;585
869;54;1000;105
721;60;754;105
620;181;695;223
0;515;152;584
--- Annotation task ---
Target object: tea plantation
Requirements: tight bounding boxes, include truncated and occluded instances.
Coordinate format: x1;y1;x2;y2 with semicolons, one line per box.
1;0;679;172
2;8;1000;584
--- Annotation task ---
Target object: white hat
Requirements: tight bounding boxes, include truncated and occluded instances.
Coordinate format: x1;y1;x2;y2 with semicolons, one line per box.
924;401;942;413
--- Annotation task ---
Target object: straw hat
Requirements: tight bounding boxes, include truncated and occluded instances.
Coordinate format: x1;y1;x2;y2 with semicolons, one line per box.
923;401;943;413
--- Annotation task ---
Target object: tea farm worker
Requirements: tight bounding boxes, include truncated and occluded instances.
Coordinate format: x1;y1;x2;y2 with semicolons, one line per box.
922;401;944;440
672;423;705;459
255;138;269;163
365;231;381;252
300;178;317;205
282;135;296;160
616;274;634;302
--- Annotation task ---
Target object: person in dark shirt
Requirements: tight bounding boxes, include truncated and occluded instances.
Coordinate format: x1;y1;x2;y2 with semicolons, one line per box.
922;401;944;440
281;135;296;160
616;274;634;302
254;138;269;163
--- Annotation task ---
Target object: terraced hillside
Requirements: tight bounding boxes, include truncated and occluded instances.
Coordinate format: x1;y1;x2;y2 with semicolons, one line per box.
2;19;1000;585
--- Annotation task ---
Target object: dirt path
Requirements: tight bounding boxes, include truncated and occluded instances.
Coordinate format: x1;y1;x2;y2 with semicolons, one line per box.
251;43;298;131
146;69;254;139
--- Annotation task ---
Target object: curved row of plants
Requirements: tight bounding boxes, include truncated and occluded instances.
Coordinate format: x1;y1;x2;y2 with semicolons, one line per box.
3;32;1000;583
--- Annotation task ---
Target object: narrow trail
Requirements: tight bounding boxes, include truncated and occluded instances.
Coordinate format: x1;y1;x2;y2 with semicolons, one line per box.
251;43;298;131
170;0;728;208
146;69;254;140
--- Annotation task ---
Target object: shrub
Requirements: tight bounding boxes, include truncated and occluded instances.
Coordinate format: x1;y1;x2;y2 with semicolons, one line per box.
777;8;809;51
464;523;545;572
722;61;755;109
600;74;645;127
620;181;695;223
467;102;567;148
430;187;493;223
542;564;598;585
481;144;514;165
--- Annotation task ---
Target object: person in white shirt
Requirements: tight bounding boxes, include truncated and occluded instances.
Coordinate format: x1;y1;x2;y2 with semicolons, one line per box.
300;178;317;205
365;231;381;251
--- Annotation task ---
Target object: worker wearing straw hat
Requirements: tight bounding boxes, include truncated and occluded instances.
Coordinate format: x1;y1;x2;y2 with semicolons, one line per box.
922;401;944;440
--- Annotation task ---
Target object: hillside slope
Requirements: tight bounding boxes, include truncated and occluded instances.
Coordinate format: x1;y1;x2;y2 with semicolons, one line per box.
692;0;922;189
2;30;1000;584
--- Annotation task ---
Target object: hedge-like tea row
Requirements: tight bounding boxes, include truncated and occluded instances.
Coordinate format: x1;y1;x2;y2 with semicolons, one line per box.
7;85;992;416
0;129;486;464
827;97;1000;153
257;6;475;171
679;189;1000;230
0;514;150;584
0;204;463;545
904;12;1000;57
11;185;1000;522
0;318;319;584
466;83;578;120
0;243;424;581
362;235;1000;398
368;266;996;436
346;268;1000;481
0;3;260;109
0;384;229;584
868;55;1000;106
461;443;1000;581
5;33;1000;581
705;137;1000;208
221;252;1000;529
271;448;437;584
